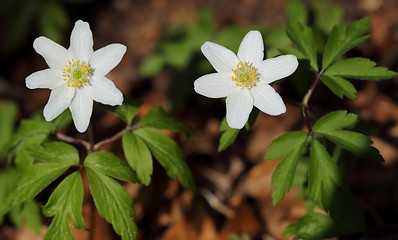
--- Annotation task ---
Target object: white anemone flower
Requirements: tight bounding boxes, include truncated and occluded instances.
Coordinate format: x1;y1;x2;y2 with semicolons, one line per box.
194;30;298;129
26;20;126;132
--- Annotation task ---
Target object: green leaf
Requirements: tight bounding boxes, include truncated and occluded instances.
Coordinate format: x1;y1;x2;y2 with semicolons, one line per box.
13;142;79;207
286;22;318;71
265;131;308;160
314;0;343;34
267;131;308;206
122;131;153;185
320;75;357;99
284;212;337;239
278;47;305;59
139;54;164;77
218;118;240;152
84;151;138;183
137;107;193;137
322;17;370;69
10;118;54;146
10;201;41;233
0;169;19;223
309;140;365;232
0;102;17;158
324;58;397;81
114;99;141;125
134;128;195;191
43;172;86;240
312;110;356;132
286;0;308;24
86;168;137;240
313;111;379;158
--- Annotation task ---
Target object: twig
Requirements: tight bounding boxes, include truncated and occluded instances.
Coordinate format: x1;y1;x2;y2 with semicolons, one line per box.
56;132;90;150
301;70;323;134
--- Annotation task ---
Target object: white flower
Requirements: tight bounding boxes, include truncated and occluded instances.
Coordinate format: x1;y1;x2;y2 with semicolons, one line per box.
194;30;298;129
26;20;126;132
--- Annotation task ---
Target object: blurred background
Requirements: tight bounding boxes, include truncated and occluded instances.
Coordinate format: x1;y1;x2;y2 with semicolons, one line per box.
1;0;398;239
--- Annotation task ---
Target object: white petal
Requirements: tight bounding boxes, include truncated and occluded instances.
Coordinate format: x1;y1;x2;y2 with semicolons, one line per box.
237;30;264;66
250;84;286;116
43;85;75;121
90;44;127;76
69;87;93;133
69;20;93;62
33;37;71;69
201;41;239;74
194;73;236;98
259;55;298;84
226;89;253;129
26;69;64;90
92;76;123;106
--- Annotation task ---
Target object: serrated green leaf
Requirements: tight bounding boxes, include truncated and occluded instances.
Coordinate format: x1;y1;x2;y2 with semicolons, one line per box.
320;75;357;99
286;0;308;24
265;131;308;160
9;201;41;233
324;58;397;80
0;102;17;158
314;0;343;34
44;214;73;240
218;118;240;152
12;142;79;207
286;22;318;71
309;140;365;232
43;172;87;239
284;212;337;239
137;107;193;137
322;17;370;69
114;99;141;125
86;168;137;240
278;47;305;59
313;110;357;132
84;151;138;183
134;128;195;191
268;131;308;206
122;131;153;185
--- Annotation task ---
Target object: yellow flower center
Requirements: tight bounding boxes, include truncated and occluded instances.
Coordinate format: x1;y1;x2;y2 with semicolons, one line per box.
63;60;92;88
232;62;259;89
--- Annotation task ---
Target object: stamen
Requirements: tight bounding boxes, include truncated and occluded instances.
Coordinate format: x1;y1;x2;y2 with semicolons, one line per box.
232;62;259;89
63;60;92;88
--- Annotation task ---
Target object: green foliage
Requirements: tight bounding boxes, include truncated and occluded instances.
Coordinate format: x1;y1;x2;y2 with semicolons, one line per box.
218;118;239;152
0;102;17;159
313;0;343;34
0;169;20;223
9;201;41;233
320;75;357;99
122;131;153;185
309;140;365;232
43;172;86;240
286;0;308;24
265;131;308;206
136;107;193;137
85;151;138;183
322;17;370;70
114;99;141;125
39;1;69;45
12;142;79;207
324;57;397;81
286;22;318;71
284;212;337;239
134;128;195;191
85;168;137;240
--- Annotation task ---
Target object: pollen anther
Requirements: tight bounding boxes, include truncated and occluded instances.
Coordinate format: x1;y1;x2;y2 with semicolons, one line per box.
63;59;92;88
232;62;259;89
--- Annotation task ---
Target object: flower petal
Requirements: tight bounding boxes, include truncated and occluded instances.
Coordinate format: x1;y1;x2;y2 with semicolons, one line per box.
26;69;64;90
259;55;298;84
201;41;239;74
33;37;71;69
90;44;127;76
237;30;264;66
226;89;253;129
194;73;236;98
92;76;123;106
69;20;93;62
43;85;75;121
250;84;286;116
69;87;93;133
